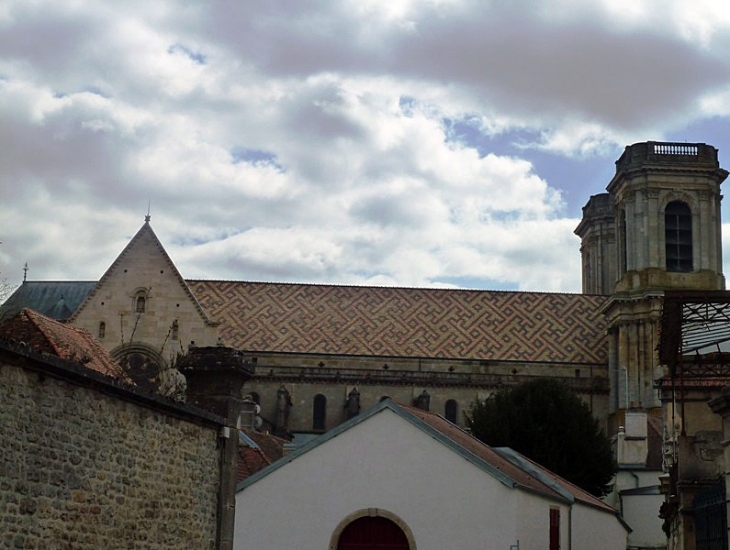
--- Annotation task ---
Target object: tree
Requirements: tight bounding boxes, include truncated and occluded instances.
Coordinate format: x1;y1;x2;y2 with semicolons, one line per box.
465;378;616;497
0;272;15;305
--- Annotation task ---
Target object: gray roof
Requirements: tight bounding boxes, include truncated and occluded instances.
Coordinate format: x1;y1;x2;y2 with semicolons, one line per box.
0;281;96;321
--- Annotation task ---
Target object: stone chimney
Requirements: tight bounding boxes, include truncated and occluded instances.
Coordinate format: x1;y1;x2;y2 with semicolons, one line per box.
178;347;255;550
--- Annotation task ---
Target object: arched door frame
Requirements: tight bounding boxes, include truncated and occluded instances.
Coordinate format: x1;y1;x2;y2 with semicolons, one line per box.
329;508;417;550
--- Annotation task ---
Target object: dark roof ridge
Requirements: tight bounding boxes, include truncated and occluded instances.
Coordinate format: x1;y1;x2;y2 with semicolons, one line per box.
186;278;601;297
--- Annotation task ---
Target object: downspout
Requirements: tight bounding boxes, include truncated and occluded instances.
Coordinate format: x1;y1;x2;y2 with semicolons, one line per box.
568;505;573;550
217;425;238;550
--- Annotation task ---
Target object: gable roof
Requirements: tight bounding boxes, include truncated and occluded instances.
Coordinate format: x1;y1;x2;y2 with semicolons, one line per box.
237;399;621;520
236;429;287;483
190;281;608;363
0;308;129;381
68;220;216;327
402;404;618;514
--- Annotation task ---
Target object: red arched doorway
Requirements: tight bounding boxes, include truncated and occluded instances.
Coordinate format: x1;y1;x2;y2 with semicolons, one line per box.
337;516;410;550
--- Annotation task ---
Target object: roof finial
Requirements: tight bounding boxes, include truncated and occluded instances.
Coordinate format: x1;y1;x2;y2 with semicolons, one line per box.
23;262;28;283
145;200;151;223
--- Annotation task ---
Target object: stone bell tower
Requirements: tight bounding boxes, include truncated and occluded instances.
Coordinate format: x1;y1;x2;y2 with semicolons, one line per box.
576;141;728;426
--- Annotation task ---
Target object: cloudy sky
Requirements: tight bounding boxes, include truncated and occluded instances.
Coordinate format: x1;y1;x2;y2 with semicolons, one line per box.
3;1;730;294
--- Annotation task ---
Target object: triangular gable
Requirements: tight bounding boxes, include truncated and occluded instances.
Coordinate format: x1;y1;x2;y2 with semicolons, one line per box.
237;399;568;504
69;220;215;327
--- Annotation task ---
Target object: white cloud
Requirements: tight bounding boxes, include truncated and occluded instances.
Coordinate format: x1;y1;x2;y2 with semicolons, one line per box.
2;0;730;295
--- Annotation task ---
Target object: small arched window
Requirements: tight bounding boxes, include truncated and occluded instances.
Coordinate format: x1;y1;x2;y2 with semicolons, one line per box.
665;201;693;272
98;321;106;339
445;399;458;424
135;290;147;313
313;394;327;431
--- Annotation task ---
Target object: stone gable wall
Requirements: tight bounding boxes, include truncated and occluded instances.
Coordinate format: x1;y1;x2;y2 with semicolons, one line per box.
73;229;219;365
0;360;220;549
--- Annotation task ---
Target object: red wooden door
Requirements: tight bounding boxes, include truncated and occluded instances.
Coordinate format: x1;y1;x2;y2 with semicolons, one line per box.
549;508;561;550
337;516;409;550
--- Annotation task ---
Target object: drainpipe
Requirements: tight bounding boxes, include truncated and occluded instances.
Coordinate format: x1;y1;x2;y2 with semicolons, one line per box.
568;505;573;550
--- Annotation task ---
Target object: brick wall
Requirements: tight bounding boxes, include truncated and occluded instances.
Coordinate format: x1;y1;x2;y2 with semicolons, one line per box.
0;348;222;549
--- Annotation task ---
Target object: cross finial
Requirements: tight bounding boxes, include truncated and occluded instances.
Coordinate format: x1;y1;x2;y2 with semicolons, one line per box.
23;262;28;283
145;200;151;223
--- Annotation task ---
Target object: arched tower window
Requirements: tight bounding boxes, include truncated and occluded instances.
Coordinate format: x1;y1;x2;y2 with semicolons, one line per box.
313;394;327;431
665;201;693;272
98;321;106;339
444;399;458;424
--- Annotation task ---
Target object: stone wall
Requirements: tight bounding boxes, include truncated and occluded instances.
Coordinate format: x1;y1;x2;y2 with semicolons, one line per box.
0;347;222;549
245;352;609;433
71;224;220;367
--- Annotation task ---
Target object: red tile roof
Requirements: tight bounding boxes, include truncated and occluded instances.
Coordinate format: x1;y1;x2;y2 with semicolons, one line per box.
0;308;129;381
236;429;286;483
189;281;608;364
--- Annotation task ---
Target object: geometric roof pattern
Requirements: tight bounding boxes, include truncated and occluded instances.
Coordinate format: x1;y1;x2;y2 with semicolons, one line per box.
189;280;608;364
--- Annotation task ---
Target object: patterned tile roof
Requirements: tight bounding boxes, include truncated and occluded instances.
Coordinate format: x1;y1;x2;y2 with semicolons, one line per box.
0;308;129;381
189;281;608;364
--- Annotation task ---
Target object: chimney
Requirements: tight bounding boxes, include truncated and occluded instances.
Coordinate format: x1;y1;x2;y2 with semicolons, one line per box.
178;346;255;550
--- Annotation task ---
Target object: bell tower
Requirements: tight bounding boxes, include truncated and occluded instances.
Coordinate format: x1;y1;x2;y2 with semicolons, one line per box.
576;141;728;425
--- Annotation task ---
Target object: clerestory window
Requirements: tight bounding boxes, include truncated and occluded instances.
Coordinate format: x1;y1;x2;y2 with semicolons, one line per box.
313;394;327;431
445;399;459;424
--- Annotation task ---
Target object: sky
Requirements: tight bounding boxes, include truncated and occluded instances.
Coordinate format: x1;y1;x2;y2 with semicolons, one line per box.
3;1;730;294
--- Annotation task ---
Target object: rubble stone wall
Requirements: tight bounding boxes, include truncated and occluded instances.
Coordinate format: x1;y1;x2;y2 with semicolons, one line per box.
0;360;220;549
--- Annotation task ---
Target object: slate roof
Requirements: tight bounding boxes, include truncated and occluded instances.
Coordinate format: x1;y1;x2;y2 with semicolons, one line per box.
237;399;624;523
0;281;96;320
189;281;608;364
0;308;129;381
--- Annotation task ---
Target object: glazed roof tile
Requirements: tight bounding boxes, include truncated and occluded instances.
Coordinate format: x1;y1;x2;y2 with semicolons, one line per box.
189;281;608;363
4;278;609;364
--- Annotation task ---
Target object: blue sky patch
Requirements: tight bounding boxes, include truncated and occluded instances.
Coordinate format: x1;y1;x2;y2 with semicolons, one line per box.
168;44;207;65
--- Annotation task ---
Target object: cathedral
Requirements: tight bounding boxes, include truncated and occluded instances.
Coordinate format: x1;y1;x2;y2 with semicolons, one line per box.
3;140;729;550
